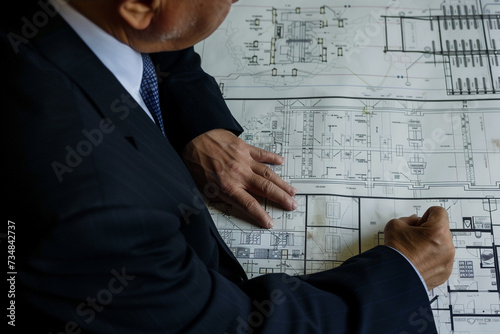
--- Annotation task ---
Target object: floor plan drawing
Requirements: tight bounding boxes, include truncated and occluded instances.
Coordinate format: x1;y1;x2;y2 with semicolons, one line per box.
209;196;500;333
196;0;499;100
224;98;500;198
383;2;500;96
209;195;360;277
363;198;500;333
196;0;500;333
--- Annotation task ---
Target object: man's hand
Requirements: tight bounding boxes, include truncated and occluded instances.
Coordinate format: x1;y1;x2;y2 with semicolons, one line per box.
182;129;297;229
384;206;455;290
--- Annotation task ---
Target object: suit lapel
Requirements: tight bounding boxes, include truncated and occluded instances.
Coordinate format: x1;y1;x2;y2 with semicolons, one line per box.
31;13;167;149
28;12;247;280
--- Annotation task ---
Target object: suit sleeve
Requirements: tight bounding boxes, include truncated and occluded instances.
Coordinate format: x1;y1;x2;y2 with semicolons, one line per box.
151;48;243;153
19;209;436;334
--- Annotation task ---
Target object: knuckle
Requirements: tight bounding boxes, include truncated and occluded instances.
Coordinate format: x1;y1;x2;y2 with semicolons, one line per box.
211;160;225;175
243;198;260;211
436;206;448;214
447;243;456;260
226;161;242;175
387;218;398;225
220;181;236;197
261;166;273;179
259;149;270;160
260;181;274;196
233;138;246;150
437;224;452;241
256;148;266;159
260;180;275;195
384;219;398;232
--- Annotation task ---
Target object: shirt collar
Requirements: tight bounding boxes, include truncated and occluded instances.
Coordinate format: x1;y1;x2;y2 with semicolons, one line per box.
51;0;148;117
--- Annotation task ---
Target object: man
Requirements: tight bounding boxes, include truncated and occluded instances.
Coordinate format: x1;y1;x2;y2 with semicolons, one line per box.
2;0;454;333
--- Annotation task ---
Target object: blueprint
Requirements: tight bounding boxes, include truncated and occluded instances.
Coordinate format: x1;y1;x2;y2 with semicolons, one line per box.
197;0;500;100
195;0;500;332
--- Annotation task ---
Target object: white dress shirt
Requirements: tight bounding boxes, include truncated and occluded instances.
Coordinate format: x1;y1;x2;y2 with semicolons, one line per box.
51;0;155;122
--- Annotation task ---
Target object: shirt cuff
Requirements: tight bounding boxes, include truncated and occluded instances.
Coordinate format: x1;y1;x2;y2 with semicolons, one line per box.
383;245;428;292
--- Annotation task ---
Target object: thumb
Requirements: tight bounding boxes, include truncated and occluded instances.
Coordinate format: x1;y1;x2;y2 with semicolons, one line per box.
418;206;449;229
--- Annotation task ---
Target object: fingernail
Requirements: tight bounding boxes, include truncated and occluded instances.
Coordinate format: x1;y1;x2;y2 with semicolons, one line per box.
291;200;298;210
268;220;274;229
290;186;298;195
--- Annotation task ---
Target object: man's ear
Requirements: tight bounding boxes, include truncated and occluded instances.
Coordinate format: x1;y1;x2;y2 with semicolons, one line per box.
118;0;158;30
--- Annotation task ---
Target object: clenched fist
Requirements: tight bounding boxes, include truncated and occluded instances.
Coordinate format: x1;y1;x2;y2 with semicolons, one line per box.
384;206;455;290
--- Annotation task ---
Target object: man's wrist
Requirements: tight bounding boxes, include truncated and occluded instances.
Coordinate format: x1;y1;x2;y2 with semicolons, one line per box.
383;245;428;291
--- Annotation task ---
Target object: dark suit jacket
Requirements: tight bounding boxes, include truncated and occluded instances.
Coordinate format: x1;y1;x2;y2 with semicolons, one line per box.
2;4;437;334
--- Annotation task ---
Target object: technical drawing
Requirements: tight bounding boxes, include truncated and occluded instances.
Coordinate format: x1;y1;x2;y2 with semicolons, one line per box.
221;4;344;89
362;198;500;333
197;1;500;333
225;98;500;198
383;0;500;96
269;7;330;65
209;195;360;277
209;197;500;333
209;195;309;277
196;0;500;100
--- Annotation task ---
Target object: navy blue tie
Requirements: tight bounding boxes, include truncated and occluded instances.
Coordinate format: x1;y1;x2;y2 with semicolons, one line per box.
140;53;165;136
